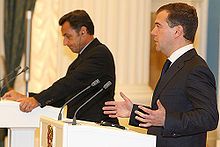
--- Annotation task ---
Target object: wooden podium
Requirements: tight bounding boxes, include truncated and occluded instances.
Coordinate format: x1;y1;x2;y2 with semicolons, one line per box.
40;116;156;147
0;100;60;147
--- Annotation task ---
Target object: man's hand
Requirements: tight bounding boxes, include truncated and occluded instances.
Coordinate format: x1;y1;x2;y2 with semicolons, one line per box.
103;92;133;118
2;89;26;101
135;100;166;128
17;97;40;112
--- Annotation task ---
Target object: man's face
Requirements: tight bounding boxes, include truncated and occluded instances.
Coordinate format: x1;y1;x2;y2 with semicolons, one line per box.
61;21;82;53
151;10;176;56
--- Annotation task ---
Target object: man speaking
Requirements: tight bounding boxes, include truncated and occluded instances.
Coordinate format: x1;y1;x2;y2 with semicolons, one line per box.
3;10;118;124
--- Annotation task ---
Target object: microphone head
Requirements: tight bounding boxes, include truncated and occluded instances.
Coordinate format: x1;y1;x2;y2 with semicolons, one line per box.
91;79;100;86
22;66;30;72
103;81;112;89
14;66;22;72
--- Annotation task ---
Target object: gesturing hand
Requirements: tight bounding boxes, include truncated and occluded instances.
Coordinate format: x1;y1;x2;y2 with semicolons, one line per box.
103;92;133;118
135;100;166;128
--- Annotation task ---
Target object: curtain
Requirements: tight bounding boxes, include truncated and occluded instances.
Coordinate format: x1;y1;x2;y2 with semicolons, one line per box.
3;0;36;90
1;1;37;147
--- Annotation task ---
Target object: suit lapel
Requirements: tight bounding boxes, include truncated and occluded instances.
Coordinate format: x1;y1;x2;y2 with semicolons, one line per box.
152;49;197;105
67;55;82;73
152;61;184;106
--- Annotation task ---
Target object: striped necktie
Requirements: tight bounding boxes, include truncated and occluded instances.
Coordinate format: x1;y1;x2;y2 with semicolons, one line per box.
161;59;171;76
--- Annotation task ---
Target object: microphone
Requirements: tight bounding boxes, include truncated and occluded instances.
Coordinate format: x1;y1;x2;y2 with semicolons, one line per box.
57;79;100;120
72;81;112;125
0;66;29;97
0;65;21;82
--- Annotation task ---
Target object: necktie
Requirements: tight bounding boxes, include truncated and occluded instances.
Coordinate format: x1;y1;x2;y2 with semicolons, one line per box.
161;59;171;76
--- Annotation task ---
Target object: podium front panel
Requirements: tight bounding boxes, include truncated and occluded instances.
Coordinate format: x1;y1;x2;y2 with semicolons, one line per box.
40;116;156;147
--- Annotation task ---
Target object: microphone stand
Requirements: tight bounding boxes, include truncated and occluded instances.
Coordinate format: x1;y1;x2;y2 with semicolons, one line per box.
0;66;21;83
0;66;29;97
72;88;103;125
57;85;91;120
72;81;112;125
0;66;21;95
57;79;100;120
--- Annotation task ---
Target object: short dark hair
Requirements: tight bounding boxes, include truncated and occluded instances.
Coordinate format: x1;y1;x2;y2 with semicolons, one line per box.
157;3;198;43
59;10;94;35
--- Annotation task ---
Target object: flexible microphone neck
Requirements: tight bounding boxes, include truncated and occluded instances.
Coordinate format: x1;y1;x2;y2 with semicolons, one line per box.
0;66;29;97
72;81;112;125
0;65;21;83
57;79;100;120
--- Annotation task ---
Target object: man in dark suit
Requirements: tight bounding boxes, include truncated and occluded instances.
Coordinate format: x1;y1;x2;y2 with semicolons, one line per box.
3;10;118;124
103;3;218;147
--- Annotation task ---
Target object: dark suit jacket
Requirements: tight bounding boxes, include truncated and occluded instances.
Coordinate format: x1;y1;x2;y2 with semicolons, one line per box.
130;49;218;147
30;38;118;124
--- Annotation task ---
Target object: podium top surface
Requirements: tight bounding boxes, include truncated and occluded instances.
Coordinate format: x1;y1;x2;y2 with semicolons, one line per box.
0;100;60;128
42;116;155;138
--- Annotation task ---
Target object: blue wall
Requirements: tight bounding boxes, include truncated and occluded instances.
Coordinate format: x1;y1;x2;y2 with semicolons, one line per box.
207;0;220;86
205;0;220;142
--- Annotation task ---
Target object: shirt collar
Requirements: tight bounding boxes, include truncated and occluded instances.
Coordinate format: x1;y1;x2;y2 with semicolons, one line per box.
79;38;95;54
168;44;193;64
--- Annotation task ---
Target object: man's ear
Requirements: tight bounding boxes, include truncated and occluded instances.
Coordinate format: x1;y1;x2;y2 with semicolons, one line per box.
174;25;184;38
80;26;87;36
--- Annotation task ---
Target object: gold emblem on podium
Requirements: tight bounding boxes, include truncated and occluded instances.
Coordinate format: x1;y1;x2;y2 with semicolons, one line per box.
47;125;53;147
